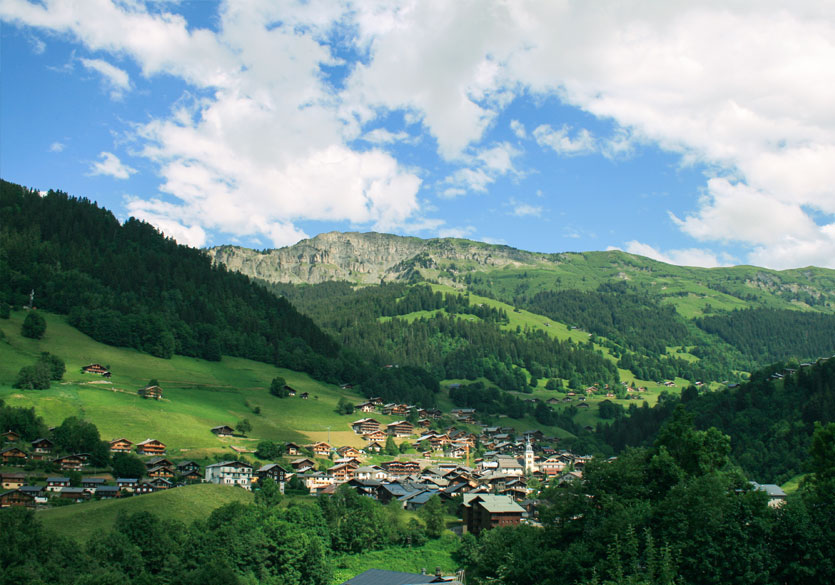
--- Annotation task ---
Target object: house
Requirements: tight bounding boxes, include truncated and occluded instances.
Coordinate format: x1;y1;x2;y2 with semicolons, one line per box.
290;458;316;472
256;463;287;487
362;430;387;442
116;478;139;492
181;469;203;483
138;385;163;400
301;471;336;493
205;461;253;490
145;457;174;470
136;439;167;456
354;465;388;481
96;486;121;499
81;477;107;490
2;429;21;442
311;442;332;457
750;482;788;507
351;418;381;434
363;441;385;454
147;465;175;479
285;442;303;456
53;454;85;471
462;494;525;535
1;473;26;490
19;485;47;504
178;461;201;475
60;487;91;502
329;462;358;483
0;489;35;509
284;385;297;397
211;425;235;437
134;482;156;495
110;438;133;453
1;447;28;466
337;445;362;459
386;421;414;437
149;477;173;490
30;438;54;455
46;477;71;492
356;402;376;413
81;364;111;377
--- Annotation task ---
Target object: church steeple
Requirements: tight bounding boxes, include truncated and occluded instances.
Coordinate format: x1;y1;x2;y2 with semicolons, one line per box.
524;436;535;474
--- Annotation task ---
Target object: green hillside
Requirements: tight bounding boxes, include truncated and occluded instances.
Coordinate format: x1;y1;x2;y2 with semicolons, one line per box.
0;310;383;456
37;483;253;543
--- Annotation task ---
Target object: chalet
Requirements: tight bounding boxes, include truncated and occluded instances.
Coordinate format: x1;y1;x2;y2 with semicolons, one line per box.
362;430;387;442
51;454;84;471
354;465;388;481
205;461;253;490
363;441;385;454
750;482;788;508
285;442;303;456
19;485;47;504
81;364;111;377
311;442;331;457
135;482;156;495
383;404;411;417
445;443;469;459
1;447;28;466
540;457;567;476
419;408;442;419
181;469;203;483
356;402;376;413
138;385;163;400
116;478;138;492
417;418;432;428
546;397;561;405
31;437;54;455
1;429;21;442
336;446;362;459
284;385;297;397
145;457;174;470
110;438;133;453
334;456;363;468
136;439;167;455
96;486;120;499
177;461;200;474
256;463;287;486
147;465;175;479
0;489;35;509
328;462;358;483
211;425;235;437
351;418;381;434
290;458;316;472
462;494;525;535
60;487;91;502
386;421;414;437
1;473;25;490
302;471;335;493
46;477;71;492
149;477;173;490
81;477;107;490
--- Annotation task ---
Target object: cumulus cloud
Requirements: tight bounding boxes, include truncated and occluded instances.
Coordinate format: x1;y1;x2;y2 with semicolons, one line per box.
89;152;136;179
49;141;64;152
512;203;543;217
617;241;725;268
533;124;596;156
438;225;475;239
79;57;131;99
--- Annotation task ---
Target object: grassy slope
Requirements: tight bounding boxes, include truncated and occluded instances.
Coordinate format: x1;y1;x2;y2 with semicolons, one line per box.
36;483;253;543
0;311;390;457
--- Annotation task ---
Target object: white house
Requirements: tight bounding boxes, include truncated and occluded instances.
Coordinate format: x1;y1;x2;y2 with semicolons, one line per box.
204;460;253;490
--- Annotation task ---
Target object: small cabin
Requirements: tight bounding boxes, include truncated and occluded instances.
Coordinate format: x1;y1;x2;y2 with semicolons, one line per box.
81;364;111;377
211;425;235;437
1;447;29;466
138;385;163;400
2;429;21;442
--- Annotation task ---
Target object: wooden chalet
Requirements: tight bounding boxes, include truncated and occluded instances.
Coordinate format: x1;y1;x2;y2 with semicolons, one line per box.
177;461;200;474
1;447;28;466
95;486;121;499
149;477;173;490
290;458;316;472
1;473;25;490
59;487;91;502
0;489;35;509
462;494;525;535
386;421;414;437
19;485;47;504
328;462;358;483
211;425;235;437
337;445;362;459
181;469;203;483
2;429;21;442
256;463;287;485
351;418;381;434
356;402;376;413
147;465;175;479
138;385;163;400
46;477;71;492
135;482;156;495
354;465;388;481
31;437;54;455
311;442;331;457
285;442;302;456
382;403;411;416
284;385;297;397
110;438;133;453
116;478;139;492
362;430;387;442
363;441;385;454
81;364;111;377
136;439;167;456
81;477;106;490
53;454;85;471
145;457;174;470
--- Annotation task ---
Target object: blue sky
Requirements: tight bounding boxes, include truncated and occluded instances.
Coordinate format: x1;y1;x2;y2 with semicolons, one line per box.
2;1;834;269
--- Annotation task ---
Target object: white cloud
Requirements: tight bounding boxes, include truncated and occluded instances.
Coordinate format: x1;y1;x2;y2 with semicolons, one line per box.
510;119;526;139
49;141;64;152
512;203;542;217
533;124;596;156
90;152;136;179
362;128;412;144
79;57;131;99
438;225;475;239
619;241;725;268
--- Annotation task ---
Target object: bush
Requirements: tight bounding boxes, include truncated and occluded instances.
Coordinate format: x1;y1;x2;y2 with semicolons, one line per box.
270;377;288;397
39;352;65;381
21;311;46;339
13;363;51;389
111;453;146;479
0;303;9;319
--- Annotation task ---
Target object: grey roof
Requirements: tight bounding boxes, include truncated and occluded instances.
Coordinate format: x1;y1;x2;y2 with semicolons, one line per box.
750;481;787;497
47;477;70;483
463;494;525;514
340;568;441;585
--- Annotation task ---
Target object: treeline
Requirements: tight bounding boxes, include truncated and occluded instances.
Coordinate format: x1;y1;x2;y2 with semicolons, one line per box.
1;482;447;585
269;281;619;392
599;358;835;484
457;415;835;585
696;308;835;364
0;180;345;380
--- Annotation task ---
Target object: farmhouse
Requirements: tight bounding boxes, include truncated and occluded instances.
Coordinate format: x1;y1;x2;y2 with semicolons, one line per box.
291;458;316;472
211;425;235;437
362;430;387;442
177;461;200;474
285;442;303;456
204;460;253;490
53;454;85;471
81;364;111;377
2;429;21;442
363;441;385;454
386;421;414;437
30;438;54;456
46;477;71;492
462;494;525;535
1;473;25;490
109;438;133;453
136;439;167;455
356;402;376;413
138;385;163;400
1;447;28;466
0;489;35;509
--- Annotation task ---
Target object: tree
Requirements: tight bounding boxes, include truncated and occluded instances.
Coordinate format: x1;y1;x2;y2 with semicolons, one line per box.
418;495;445;538
111;453;146;479
0;303;9;319
254;477;283;508
385;435;399;456
269;376;288;397
255;440;284;460
21;311;46;339
53;417;110;466
13;363;51;390
39;352;65;381
336;397;354;415
236;418;252;435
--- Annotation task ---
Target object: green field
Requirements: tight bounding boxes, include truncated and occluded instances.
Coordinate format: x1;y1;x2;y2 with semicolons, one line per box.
37;483;253;542
0;311;393;456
